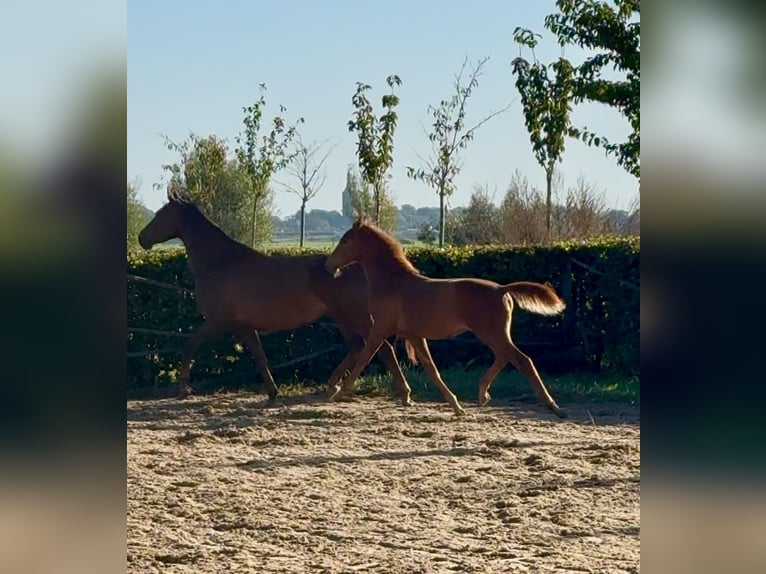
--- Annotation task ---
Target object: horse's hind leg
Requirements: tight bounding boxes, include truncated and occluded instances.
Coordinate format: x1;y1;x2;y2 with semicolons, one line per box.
177;321;225;399
477;357;508;407
409;338;465;416
239;328;279;404
503;339;565;418
375;340;413;406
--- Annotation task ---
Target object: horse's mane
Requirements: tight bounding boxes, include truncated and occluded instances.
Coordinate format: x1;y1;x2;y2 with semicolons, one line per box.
167;193;258;254
354;216;419;274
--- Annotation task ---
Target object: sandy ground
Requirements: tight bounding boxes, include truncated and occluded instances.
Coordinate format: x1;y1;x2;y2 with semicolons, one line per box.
127;392;640;573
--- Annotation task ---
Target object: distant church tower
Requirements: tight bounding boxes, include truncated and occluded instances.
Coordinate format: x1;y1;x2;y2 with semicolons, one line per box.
341;166;355;220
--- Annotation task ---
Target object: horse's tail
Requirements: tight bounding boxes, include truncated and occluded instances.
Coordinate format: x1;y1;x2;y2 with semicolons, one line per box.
501;281;566;316
404;339;419;365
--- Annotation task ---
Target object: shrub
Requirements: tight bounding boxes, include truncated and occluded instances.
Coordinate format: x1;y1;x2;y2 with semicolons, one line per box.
127;237;639;393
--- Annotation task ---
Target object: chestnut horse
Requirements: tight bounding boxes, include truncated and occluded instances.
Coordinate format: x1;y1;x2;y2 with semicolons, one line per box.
138;192;413;404
325;217;566;418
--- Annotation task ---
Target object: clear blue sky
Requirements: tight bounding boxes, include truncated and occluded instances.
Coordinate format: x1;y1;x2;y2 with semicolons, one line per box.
128;0;637;217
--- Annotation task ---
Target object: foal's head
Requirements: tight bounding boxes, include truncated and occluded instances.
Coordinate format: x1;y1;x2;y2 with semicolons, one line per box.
138;189;194;249
326;216;417;276
325;217;372;275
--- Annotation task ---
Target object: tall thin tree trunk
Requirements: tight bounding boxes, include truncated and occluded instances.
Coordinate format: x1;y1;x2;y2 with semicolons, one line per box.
439;191;446;247
374;184;381;225
545;169;552;244
299;199;307;248
251;194;259;248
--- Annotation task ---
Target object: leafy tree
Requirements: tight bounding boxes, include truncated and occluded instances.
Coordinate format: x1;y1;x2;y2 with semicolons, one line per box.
158;133;253;243
280;137;337;247
545;0;640;177
450;185;502;245
407;57;511;246
127;178;148;249
235;84;304;247
512;28;575;243
347;74;402;231
416;222;438;244
341;165;396;230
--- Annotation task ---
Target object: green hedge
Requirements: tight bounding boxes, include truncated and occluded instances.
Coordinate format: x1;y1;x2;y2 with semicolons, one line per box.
127;236;639;393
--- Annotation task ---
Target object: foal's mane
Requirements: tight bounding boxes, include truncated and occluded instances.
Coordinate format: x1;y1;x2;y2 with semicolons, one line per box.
354;216;419;274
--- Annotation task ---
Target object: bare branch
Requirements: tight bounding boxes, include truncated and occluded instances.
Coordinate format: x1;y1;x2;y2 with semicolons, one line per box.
280;137;338;204
461;98;515;144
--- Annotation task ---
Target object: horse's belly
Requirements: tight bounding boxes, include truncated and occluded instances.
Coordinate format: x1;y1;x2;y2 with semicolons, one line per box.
398;309;466;340
234;295;326;331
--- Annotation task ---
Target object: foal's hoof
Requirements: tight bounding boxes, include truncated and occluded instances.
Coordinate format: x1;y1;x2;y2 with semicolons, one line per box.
177;385;193;399
401;396;414;407
551;405;567;419
478;392;491;407
453;405;467;417
325;385;341;400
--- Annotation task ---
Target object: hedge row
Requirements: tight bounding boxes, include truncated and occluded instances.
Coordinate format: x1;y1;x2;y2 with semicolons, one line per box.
127;236;639;392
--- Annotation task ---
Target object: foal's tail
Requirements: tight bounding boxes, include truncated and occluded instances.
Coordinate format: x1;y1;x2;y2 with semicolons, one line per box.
502;281;566;316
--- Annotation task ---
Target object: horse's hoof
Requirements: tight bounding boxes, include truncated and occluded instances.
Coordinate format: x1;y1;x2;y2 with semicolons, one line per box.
325;385;341;400
478;393;491;406
401;397;414;407
552;405;567;419
177;386;192;399
453;406;467;417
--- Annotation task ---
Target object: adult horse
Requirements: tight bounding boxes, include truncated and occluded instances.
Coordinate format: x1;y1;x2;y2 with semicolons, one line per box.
137;191;413;404
324;217;566;418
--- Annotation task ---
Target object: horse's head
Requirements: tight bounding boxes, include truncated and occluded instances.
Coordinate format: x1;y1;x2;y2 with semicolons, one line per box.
325;217;370;277
138;189;189;249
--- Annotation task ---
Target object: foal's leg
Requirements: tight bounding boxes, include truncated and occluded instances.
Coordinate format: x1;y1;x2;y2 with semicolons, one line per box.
325;337;363;397
409;338;465;417
177;321;225;399
503;338;566;418
375;341;413;407
238;328;279;404
327;334;388;401
477;356;508;407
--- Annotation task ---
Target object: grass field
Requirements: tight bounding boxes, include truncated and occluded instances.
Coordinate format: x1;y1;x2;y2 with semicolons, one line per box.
134;367;639;409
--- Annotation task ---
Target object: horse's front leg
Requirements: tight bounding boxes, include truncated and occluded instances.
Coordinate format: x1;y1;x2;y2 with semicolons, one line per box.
327;332;388;401
176;321;225;398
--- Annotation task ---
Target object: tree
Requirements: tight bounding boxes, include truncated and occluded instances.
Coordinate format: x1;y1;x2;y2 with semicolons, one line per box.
450;184;502;245
235;84;304;247
158;133;252;243
416;222;438;244
555;175;610;239
499;169;548;245
341;165;397;230
127;178;148;249
348;74;402;231
341;165;371;220
280;137;337;247
407;57;511;246
545;0;640;178
512;27;575;243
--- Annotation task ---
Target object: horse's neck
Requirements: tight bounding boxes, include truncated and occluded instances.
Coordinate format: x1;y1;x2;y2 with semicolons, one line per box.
361;241;414;286
179;211;238;272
